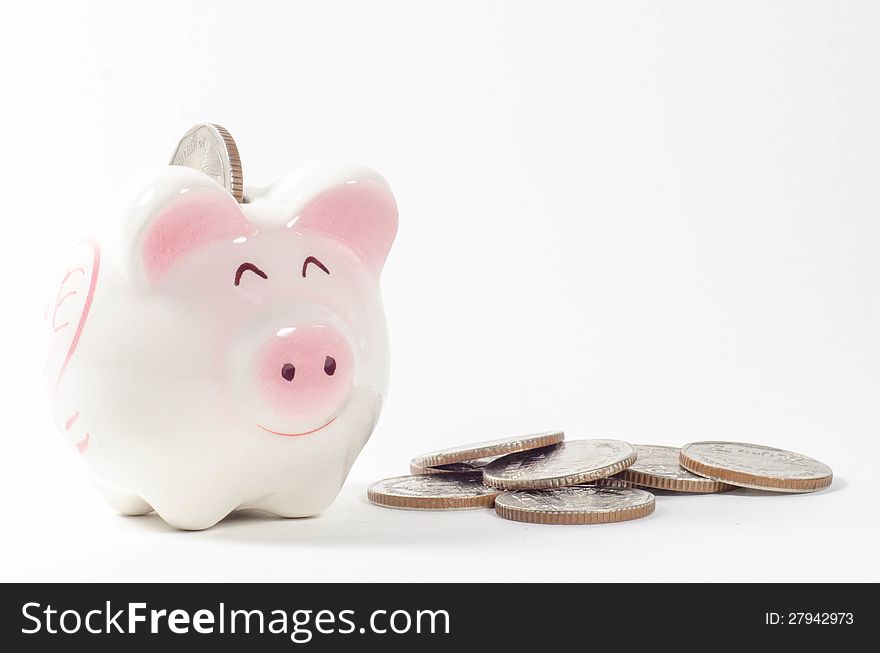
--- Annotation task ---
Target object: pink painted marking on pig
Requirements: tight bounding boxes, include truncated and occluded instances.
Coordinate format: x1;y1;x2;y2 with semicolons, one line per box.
64;412;79;430
76;433;89;453
54;241;100;392
56;290;78;307
52;268;83;332
256;417;337;438
142;191;251;283
257;326;354;420
57;267;84;287
291;181;398;275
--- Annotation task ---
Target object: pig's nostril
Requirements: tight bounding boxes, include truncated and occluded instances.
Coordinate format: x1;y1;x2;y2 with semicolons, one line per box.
324;356;336;376
281;363;296;382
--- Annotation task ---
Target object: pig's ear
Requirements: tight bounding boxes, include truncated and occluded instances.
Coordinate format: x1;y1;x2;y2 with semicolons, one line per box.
123;166;251;285
286;165;398;275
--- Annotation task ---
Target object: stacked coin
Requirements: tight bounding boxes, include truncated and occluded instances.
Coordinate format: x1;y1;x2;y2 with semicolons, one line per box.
367;433;833;525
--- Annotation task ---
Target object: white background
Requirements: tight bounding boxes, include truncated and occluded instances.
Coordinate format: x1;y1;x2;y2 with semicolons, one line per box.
2;0;878;582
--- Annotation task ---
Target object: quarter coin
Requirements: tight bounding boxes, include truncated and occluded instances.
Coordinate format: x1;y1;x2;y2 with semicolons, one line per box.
679;441;832;493
410;431;564;469
482;439;637;490
619;444;735;493
409;456;500;475
367;473;500;510
494;486;655;525
170;123;244;202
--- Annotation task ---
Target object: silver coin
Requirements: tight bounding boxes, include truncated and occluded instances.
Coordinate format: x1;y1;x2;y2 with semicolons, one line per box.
170;123;243;202
680;441;833;493
367;473;500;510
482;439;637;490
619;444;735;493
588;476;636;489
410;455;501;475
411;430;564;469
495;486;655;525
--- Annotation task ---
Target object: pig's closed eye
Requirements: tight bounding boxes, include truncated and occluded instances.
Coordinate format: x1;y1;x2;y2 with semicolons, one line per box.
302;256;330;278
234;262;268;286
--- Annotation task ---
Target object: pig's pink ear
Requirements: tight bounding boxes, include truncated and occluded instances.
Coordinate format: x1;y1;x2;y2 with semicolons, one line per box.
288;167;398;275
125;167;251;285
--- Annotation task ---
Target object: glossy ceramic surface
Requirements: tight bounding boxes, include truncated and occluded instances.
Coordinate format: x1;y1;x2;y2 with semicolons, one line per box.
45;163;398;529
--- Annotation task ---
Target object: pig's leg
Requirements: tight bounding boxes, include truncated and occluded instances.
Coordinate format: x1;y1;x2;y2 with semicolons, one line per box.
94;480;153;516
251;485;340;519
148;494;237;531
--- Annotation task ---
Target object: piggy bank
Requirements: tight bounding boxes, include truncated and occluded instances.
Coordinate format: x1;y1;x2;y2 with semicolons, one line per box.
45;163;398;529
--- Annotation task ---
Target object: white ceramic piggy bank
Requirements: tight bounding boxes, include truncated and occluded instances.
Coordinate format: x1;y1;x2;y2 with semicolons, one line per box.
45;163;398;529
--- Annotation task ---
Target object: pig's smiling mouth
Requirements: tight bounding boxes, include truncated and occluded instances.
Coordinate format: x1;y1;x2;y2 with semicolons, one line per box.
257;417;337;437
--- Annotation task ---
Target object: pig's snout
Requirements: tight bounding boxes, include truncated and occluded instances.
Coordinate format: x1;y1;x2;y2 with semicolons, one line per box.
257;325;354;429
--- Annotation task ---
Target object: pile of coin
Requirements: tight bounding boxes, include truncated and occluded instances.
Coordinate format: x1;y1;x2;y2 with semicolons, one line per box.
367;432;833;525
